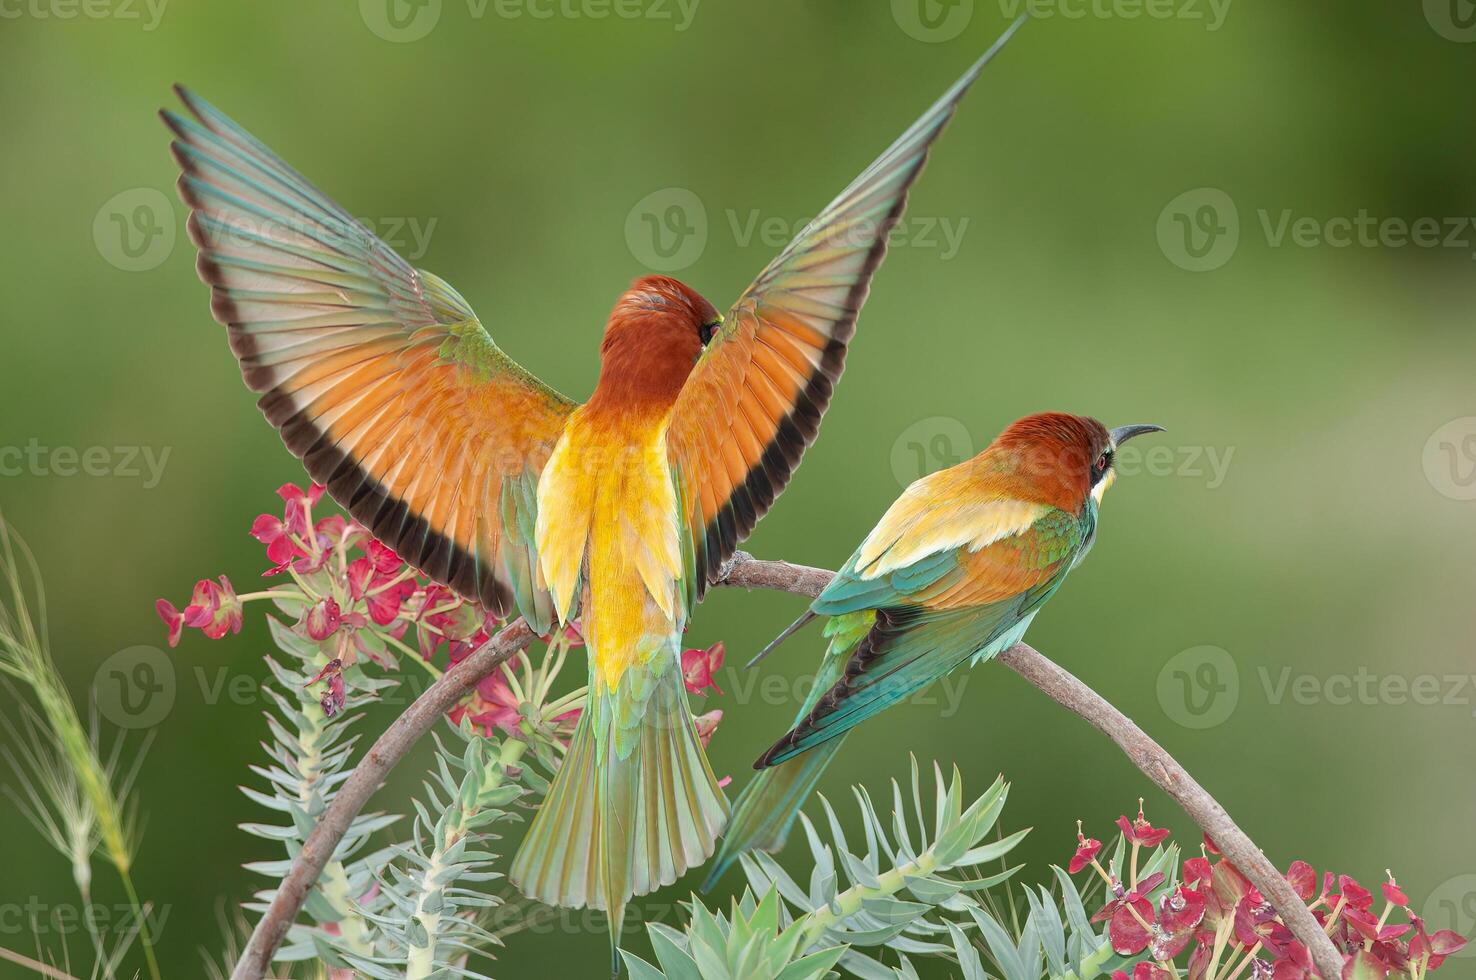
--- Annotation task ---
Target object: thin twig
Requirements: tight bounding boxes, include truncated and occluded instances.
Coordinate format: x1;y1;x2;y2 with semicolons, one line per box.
231;553;1344;980
0;946;81;980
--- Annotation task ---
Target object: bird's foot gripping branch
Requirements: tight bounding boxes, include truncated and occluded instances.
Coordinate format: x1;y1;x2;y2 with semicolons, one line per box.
136;488;1469;979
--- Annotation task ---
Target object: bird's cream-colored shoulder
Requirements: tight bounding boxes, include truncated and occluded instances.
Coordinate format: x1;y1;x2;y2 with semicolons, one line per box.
854;465;1049;580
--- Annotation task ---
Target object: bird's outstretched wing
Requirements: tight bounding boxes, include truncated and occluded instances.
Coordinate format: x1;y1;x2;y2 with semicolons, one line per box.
665;28;1021;605
756;495;1090;768
163;88;573;632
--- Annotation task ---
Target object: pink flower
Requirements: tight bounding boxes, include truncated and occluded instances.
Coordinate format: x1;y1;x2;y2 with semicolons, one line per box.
304;597;342;641
1184;856;1213;888
1106;893;1155;956
1382;874;1409;907
681;642;724;695
1409;913;1467;970
1118;965;1172;980
250;512;297;568
693;709;723;748
1271;942;1313;980
448;666;521;737
278;482;325;536
1117;801;1171;848
1285;860;1317;902
1069;822;1102;874
181;575;243;640
1091;871;1164;956
1336;875;1375;912
1154;885;1207;959
1233;891;1277;949
364;538;403;574
349;557;417;626
156;599;184;648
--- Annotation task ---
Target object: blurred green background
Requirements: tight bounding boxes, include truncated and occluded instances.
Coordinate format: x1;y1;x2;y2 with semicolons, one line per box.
3;0;1476;976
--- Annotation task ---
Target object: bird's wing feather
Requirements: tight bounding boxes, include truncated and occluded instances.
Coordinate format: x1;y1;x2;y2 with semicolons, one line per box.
163;88;574;630
757;508;1089;766
666;40;1015;604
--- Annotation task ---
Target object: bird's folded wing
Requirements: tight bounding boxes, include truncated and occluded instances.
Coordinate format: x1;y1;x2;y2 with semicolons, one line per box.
164;88;574;631
760;508;1088;764
665;41;1014;604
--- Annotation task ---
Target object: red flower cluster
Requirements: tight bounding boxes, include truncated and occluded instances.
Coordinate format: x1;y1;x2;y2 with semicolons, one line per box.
160;484;730;753
159;483;529;729
156;575;242;647
1068;806;1466;980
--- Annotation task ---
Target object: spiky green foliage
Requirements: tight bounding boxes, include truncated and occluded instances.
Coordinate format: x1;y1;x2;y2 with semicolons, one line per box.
333;725;535;979
622;888;848;980
241;615;400;963
623;761;1028;979
951;841;1178;980
622;761;1182;980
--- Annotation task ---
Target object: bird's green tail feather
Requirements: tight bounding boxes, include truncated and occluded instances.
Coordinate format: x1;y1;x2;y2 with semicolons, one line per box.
703;611;872;889
510;665;727;967
702;735;845;890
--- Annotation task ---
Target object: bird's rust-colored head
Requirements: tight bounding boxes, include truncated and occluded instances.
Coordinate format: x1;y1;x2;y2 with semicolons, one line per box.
987;412;1163;512
589;275;723;411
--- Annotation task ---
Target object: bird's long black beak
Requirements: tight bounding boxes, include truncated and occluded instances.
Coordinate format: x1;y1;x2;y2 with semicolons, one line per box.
1109;423;1166;447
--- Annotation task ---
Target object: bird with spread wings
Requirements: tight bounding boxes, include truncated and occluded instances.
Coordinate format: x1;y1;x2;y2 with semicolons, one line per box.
161;27;1016;956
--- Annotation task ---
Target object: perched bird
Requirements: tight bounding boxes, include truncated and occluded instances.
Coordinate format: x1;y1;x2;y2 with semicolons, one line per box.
706;413;1163;886
160;27;1018;957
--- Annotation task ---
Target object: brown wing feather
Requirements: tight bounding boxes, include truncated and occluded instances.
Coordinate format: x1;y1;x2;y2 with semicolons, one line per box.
163;87;573;628
667;43;1012;596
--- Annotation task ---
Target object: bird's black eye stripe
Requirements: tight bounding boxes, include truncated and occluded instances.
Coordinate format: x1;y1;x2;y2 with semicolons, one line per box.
698;321;719;344
1092;450;1113;483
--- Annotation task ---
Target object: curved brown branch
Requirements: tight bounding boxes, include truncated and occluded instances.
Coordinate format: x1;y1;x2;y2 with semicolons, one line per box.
717;552;1344;980
233;553;1343;980
230;617;535;980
